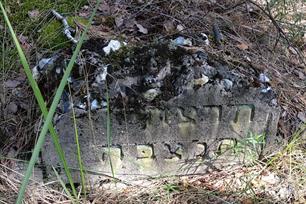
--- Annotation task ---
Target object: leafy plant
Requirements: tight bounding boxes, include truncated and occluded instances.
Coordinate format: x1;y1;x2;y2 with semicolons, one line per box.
217;133;265;164
164;183;179;193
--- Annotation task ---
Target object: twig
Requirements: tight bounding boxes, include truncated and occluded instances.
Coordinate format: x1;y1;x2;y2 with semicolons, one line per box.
247;0;306;66
51;10;78;44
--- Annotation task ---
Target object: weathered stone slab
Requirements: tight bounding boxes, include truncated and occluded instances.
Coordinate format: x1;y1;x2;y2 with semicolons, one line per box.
42;83;280;183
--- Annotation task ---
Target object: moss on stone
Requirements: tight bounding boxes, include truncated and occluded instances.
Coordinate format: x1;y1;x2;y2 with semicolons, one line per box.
5;0;87;33
39;16;89;49
0;0;87;70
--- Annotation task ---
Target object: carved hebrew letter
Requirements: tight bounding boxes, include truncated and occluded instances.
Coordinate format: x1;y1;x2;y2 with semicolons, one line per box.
136;144;155;172
231;105;253;136
101;147;122;172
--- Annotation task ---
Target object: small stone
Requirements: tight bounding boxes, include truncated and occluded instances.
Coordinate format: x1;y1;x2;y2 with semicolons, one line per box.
261;86;272;93
176;24;184;32
143;88;161;101
259;73;270;83
261;172;280;185
203;64;217;78
95;65;108;84
221;79;233;91
32;66;40;80
194;75;209;86
91;99;100;111
173;36;192;46
137;145;153;158
75;102;86;110
56;67;61;74
201;33;209;45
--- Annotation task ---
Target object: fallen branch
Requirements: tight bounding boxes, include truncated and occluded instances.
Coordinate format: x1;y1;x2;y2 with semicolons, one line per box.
51;10;78;44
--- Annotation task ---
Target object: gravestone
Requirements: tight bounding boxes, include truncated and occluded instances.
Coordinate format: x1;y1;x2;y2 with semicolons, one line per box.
41;41;281;184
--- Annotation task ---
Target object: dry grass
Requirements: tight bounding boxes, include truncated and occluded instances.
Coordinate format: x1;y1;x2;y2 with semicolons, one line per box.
0;163;71;204
0;0;305;203
1;125;305;203
1;144;305;204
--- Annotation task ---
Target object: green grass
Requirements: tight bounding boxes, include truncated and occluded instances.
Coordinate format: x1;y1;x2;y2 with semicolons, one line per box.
39;16;89;49
0;0;87;71
52;166;78;204
4;0;87;33
0;0;101;203
106;85;115;178
0;1;78;200
68;83;87;196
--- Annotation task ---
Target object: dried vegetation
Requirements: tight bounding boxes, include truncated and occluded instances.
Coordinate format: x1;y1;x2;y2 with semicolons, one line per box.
0;0;305;203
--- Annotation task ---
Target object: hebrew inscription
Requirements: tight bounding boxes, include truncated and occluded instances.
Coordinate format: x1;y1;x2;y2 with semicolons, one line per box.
43;100;280;181
101;147;122;172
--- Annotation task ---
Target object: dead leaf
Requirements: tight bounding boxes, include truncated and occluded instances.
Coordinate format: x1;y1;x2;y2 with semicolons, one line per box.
136;23;148;34
79;5;90;17
98;2;110;15
241;198;253;204
115;15;124;28
28;9;40;20
236;42;249;50
163;20;175;33
4;80;21;88
18;34;32;56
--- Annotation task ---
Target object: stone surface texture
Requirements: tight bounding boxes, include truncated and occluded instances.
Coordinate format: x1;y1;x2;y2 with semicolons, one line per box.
41;41;281;183
43;83;280;183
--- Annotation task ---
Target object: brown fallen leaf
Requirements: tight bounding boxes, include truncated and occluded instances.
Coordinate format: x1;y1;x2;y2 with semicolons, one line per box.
241;198;253;204
4;80;21;88
163;20;175;33
236;42;249;50
18;34;32;57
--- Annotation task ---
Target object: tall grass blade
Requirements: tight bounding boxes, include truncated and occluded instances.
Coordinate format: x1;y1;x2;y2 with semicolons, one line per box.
68;84;87;196
0;0;78;199
13;1;101;203
106;86;115;178
52;166;77;204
